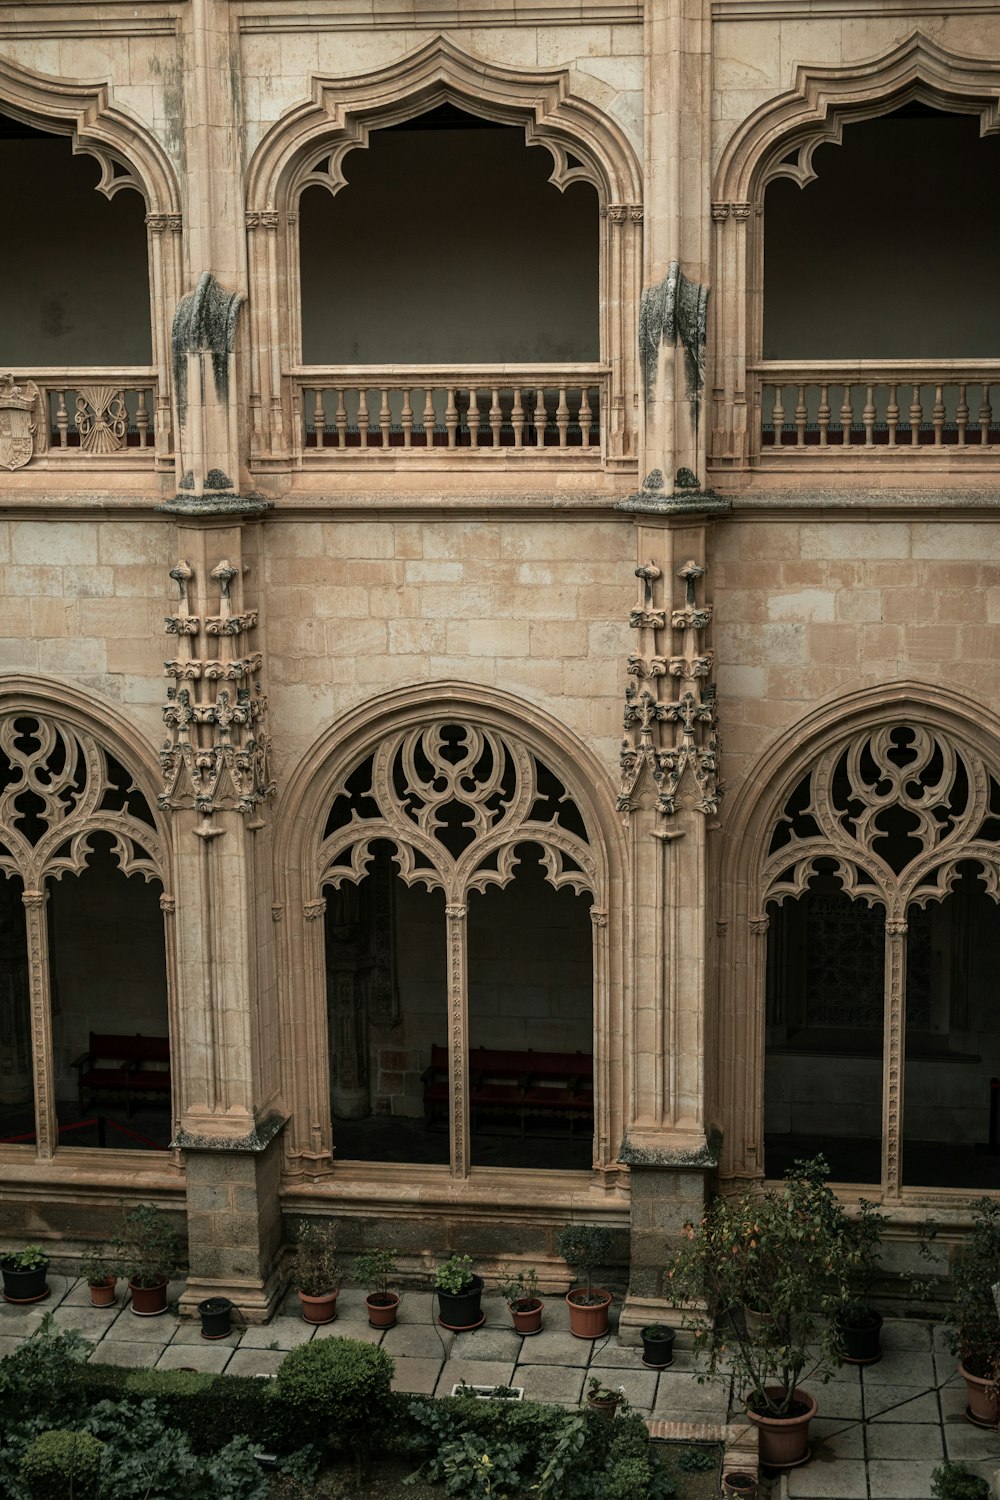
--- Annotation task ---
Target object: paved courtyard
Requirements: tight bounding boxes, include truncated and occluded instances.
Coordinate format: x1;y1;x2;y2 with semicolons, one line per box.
1;1280;998;1499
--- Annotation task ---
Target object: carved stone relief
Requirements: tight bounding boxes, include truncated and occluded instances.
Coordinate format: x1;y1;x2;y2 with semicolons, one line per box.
0;373;40;471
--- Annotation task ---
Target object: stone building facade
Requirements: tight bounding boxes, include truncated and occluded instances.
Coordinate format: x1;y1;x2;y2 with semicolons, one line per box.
0;0;998;1320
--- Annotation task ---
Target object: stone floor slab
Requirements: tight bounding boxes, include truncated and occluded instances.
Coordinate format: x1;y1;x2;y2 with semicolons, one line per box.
865;1459;941;1498
879;1321;933;1352
812;1383;863;1420
865;1385;940;1423
170;1321;240;1346
0;1305;57;1337
511;1331;589;1367
156;1343;233;1374
864;1421;944;1459
588;1342;649;1370
49;1304;123;1339
436;1359;515;1396
809;1418;865;1459
588;1366;657;1412
61;1278;117;1308
862;1351;936;1386
652;1373;729;1423
450;1328;522;1363
389;1357;441;1396
943;1421;1000;1462
313;1320;383;1344
88;1341;160;1368
381;1324;453;1360
515;1363;585;1407
784;1458;868;1497
395;1292;437;1325
224;1349;285;1379
102;1311;180;1343
240;1316;315;1349
0;1336;26;1360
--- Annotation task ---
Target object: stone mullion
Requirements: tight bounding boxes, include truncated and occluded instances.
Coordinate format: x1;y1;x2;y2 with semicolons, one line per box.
590;907;610;1165
882;918;907;1200
301;897;332;1165
745;914;770;1178
22;890;56;1161
445;901;470;1180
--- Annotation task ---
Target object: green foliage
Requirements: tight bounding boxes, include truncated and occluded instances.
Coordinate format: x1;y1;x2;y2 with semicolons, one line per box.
83;1396;268;1500
293;1221;339;1297
19;1429;103;1500
436;1254;475;1295
0;1314;92;1431
496;1266;540;1308
947;1198;1000;1373
79;1365;282;1456
586;1376;628;1411
80;1247;114;1286
931;1461;991;1499
1;1246;48;1273
556;1224;612;1298
837;1197;887;1323
426;1432;528;1497
643;1323;670;1339
666;1154;850;1418
112;1201;182;1289
675;1445;715;1473
274;1336;394;1451
353;1247;398;1299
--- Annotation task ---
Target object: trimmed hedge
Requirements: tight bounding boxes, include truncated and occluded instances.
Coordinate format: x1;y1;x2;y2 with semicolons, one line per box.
80;1365;283;1454
273;1338;395;1450
20;1430;103;1500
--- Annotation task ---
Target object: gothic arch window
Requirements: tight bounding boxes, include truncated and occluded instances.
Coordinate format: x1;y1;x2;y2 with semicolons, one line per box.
0;710;174;1158
314;720;603;1177
761;723;1000;1197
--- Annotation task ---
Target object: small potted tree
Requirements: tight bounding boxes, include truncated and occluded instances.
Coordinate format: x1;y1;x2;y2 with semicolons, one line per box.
353;1247;400;1329
938;1197;1000;1428
667;1156;850;1470
0;1245;49;1305
639;1321;675;1369
294;1221;339;1325
834;1197;886;1365
113;1202;181;1317
556;1223;613;1339
585;1376;628;1419
435;1254;484;1331
498;1267;544;1335
80;1248;117;1308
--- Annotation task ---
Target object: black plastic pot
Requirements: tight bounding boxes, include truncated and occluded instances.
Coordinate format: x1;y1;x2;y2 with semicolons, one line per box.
437;1275;484;1330
640;1325;675;1369
198;1296;234;1340
1;1259;49;1304
836;1309;883;1365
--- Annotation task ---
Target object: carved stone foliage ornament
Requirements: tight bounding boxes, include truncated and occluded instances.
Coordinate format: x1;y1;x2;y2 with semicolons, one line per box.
619;560;721;817
0;374;40;472
159;560;275;814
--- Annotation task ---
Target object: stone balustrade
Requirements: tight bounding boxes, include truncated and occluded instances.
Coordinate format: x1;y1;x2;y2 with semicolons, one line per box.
4;369;163;468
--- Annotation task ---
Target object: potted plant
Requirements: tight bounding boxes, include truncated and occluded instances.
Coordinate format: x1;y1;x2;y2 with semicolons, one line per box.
722;1471;759;1497
435;1254;484;1331
639;1321;675;1369
834;1197;886;1365
113;1201;181;1317
556;1223;613;1339
667;1155;850;1470
938;1197;1000;1429
0;1245;49;1305
585;1375;627;1419
931;1461;991;1499
80;1248;116;1308
497;1267;544;1335
294;1221;339;1325
353;1247;400;1329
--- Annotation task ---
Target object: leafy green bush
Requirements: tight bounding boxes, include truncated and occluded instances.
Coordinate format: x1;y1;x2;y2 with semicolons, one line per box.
274;1337;394;1451
0;1315;91;1430
931;1462;991;1500
84;1396;268;1500
19;1429;103;1500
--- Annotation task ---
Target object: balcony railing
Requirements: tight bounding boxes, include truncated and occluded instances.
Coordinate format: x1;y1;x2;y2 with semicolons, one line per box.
5;369;164;467
751;361;1000;461
291;364;608;463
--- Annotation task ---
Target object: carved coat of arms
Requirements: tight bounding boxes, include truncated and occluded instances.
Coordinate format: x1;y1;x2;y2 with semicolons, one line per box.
0;374;40;471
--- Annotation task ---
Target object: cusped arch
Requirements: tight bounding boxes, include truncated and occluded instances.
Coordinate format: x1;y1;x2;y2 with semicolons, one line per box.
246;34;642;212
714;32;1000;206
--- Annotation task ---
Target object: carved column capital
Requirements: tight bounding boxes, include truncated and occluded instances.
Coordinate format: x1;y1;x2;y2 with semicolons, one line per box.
303;898;327;922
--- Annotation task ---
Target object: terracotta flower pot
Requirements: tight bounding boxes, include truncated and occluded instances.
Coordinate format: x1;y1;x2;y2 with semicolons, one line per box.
586;1390;623;1419
960;1359;1000;1428
509;1297;544;1335
566;1287;612;1339
722;1471;758;1496
88;1276;117;1308
745;1387;817;1469
298;1287;339;1325
365;1292;400;1329
129;1275;169;1317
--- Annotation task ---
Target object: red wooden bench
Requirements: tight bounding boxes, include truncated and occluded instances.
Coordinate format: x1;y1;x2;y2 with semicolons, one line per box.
73;1033;171;1117
422;1045;593;1132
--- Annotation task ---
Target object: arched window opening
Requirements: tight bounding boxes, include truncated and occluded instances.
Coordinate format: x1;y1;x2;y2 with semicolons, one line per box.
0;110;151;367
0;873;33;1144
761;723;1000;1196
299;105;599;367
317;720;599;1176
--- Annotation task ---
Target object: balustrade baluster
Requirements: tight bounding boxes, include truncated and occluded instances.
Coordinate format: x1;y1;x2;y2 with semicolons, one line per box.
956;384;969;447
794;385;807;447
401;390;413;448
932;384;945;447
909;385;922;446
533;389;548;447
423;390;436;447
136;389;149;448
579;387;592;449
770;386;784;446
445;389;458;448
556;387;570;448
886;385;899;447
489;389;502;448
511;388;525;448
312;390;325;448
357;388;369;448
863;385;876;447
56;391;69;448
335;390;347;448
818;384;830;447
840;385;853;447
980;385;992;446
467;389;480;448
379;389;391;448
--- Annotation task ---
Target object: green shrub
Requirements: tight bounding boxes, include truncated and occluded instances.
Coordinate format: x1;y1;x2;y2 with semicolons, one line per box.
20;1429;103;1500
0;1315;91;1430
79;1365;282;1455
931;1462;991;1500
274;1337;394;1451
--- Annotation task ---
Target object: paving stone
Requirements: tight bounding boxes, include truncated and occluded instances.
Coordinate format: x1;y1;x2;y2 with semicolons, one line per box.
865;1421;944;1459
89;1341;161;1369
865;1384;941;1423
103;1311;180;1343
449;1328;522;1363
0;1336;25;1360
62;1278;118;1308
862;1350;936;1386
587;1365;657;1412
515;1363;585;1407
941;1385;971;1421
879;1320;933;1352
583;1341;647;1369
510;1331;589;1366
313;1320;383;1344
156;1343;233;1374
943;1420;1000;1462
436;1358;515;1396
240;1316;315;1349
328;1289;370;1322
652;1371;728;1423
224;1349;285;1379
382;1324;453;1360
0;1305;55;1337
170;1320;240;1346
812;1383;863;1420
866;1460;943;1497
389;1357;441;1396
934;1349;964;1387
784;1458;867;1497
50;1304;124;1339
395;1292;437;1325
808;1417;865;1459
